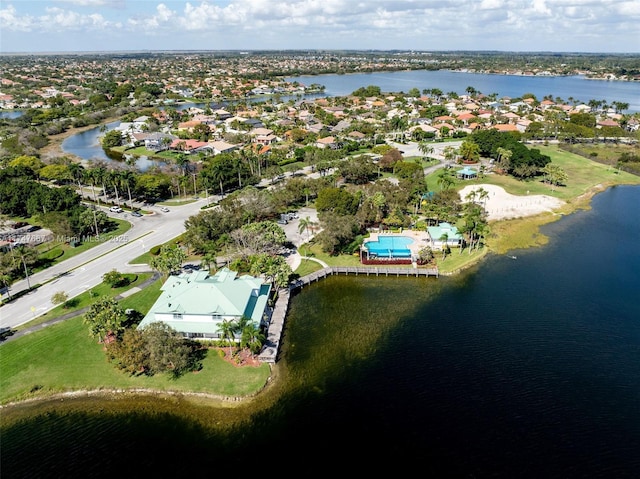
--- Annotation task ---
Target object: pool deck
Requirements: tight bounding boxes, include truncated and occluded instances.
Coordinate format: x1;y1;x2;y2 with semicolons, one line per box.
365;230;432;256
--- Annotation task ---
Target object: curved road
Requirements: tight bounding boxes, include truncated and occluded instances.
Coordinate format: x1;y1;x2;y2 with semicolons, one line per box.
0;200;210;330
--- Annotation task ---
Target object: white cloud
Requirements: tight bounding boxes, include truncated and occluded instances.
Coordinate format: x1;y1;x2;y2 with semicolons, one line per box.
0;0;637;52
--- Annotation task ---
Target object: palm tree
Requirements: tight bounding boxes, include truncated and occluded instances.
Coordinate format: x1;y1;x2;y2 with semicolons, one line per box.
108;168;121;206
437;169;455;191
120;169;136;208
241;322;265;354
459;140;480;163
15;245;37;290
439;233;449;261
418;141;434;161
68;162;86;198
84;168;99;203
217;318;238;355
0;273;12;301
298;216;317;256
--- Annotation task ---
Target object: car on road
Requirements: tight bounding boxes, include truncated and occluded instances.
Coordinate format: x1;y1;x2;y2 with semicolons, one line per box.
131;211;142;217
109;206;123;213
160;207;170;213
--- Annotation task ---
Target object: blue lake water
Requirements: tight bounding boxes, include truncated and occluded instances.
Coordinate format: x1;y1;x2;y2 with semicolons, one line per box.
287;70;640;112
61;121;164;172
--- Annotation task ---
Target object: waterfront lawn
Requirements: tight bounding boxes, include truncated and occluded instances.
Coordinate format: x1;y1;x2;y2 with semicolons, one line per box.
294;258;325;276
0;284;270;405
305;242;363;267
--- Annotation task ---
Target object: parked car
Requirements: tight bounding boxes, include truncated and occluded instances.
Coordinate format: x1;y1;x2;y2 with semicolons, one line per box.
277;219;288;225
160;207;170;213
109;206;123;213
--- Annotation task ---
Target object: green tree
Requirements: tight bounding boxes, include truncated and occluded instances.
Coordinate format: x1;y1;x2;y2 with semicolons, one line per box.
458;140;480;163
217;318;238;350
83;296;127;342
240;320;265;354
437;169;455;191
149;244;187;278
142;322;193;377
105;328;149;375
102;269;128;288
101;130;123;149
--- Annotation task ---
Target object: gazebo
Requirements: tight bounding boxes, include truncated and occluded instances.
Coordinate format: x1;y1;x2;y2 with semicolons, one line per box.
456;166;477;180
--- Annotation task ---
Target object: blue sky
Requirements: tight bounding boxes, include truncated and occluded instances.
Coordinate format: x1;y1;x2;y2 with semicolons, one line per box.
1;0;639;54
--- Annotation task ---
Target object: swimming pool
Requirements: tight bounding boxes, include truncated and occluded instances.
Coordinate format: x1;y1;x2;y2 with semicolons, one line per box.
364;235;413;258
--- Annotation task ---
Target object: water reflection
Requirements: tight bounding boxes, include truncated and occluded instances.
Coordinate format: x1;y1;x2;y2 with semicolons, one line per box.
61;121;166;172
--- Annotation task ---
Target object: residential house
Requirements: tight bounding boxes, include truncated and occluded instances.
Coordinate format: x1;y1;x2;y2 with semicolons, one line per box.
315;136;339;149
491;123;519;132
209;140;239;155
170;138;212;154
137;268;272;340
251;127;277;145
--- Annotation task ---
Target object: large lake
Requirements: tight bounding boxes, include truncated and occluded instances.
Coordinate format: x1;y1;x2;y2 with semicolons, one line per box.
3;185;639;477
288;70;640;112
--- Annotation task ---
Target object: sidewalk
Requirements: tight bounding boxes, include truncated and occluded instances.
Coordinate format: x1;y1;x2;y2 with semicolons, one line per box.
0;272;159;344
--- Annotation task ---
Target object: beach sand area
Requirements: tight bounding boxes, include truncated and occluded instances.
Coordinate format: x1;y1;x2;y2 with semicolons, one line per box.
458;184;566;221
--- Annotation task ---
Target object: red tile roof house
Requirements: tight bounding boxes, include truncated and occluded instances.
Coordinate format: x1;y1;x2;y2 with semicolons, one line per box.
315;136;339;149
170;139;212;154
596;119;620;128
456;112;477;125
491;124;520;132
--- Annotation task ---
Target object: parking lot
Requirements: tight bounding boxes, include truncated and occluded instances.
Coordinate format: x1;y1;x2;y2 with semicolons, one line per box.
277;207;319;248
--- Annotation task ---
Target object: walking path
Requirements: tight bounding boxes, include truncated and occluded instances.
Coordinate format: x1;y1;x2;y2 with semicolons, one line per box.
0;272;159;344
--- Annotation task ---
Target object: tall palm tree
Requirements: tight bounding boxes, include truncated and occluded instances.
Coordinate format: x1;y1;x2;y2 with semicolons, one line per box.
217;318;238;355
418;141;434;160
84;168;99;203
68;162;86;198
437;169;455;191
439;233;449;261
120;169;136;208
108;168;121;206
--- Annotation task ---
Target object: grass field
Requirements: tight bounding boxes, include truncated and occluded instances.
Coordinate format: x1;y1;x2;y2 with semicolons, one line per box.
0;276;270;405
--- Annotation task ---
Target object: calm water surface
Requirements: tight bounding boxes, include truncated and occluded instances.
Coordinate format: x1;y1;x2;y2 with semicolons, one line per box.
3;185;639;477
288;70;640;112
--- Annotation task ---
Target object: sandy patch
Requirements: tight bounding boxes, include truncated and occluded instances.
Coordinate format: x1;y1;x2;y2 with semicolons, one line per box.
458;184;565;221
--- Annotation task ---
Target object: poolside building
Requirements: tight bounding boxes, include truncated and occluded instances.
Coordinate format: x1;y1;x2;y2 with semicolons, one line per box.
456;166;478;180
137;268;272;340
427;222;464;250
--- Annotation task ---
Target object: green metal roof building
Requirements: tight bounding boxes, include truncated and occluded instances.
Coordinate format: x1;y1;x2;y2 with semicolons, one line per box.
426;222;464;249
138;268;272;340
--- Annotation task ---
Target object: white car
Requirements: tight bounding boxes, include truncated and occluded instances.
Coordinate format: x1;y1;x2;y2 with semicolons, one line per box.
160;207;170;213
109;206;123;213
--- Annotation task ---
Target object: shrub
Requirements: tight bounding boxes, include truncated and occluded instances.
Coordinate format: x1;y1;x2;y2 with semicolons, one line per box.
149;245;161;256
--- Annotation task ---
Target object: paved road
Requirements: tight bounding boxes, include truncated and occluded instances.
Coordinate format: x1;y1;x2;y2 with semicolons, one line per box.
0;199;210;329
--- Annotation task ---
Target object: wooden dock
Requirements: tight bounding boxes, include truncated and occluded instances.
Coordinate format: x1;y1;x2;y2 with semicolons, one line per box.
258;266;438;363
290;265;438;291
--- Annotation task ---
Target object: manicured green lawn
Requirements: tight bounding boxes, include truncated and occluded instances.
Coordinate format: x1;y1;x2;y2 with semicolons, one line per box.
294;258;324;276
0;277;270;405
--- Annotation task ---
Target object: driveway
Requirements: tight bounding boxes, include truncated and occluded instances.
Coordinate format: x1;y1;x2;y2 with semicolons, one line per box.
279;207;320;248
